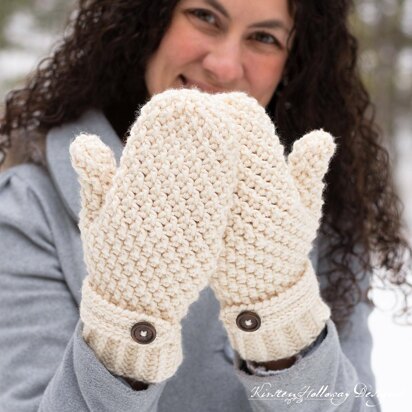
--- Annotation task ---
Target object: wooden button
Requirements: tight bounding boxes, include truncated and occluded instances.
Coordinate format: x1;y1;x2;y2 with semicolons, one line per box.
236;311;261;332
131;321;156;344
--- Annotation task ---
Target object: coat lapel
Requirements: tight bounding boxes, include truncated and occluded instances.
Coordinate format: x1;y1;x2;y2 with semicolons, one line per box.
45;110;124;222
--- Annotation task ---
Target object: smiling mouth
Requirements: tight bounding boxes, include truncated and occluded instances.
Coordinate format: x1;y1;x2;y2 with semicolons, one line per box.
178;75;221;94
179;75;188;86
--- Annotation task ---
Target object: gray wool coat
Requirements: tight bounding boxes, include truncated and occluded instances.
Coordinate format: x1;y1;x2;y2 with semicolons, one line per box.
0;110;381;411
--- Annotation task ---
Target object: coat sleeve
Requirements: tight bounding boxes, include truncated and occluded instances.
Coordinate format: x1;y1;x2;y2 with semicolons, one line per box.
0;166;166;412
232;249;381;411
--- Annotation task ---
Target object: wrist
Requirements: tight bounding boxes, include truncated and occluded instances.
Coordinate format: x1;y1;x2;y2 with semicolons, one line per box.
251;355;297;371
123;377;149;391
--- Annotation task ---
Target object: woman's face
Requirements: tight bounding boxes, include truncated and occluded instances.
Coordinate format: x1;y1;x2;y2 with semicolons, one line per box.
145;0;293;107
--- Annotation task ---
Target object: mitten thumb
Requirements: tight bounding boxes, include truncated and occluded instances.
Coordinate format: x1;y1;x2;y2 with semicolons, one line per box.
70;133;116;229
288;130;336;219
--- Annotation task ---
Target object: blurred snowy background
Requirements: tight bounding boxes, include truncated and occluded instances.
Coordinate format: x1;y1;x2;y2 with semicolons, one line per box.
0;0;411;410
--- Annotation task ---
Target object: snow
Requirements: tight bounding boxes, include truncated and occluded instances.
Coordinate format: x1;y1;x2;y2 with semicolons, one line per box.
395;48;412;93
0;49;39;82
3;11;56;50
370;291;412;409
371;117;412;411
402;1;412;37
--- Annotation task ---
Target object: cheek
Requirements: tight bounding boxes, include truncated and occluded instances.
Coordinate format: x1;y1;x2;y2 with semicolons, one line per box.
247;55;287;105
145;18;207;95
159;22;206;67
247;52;287;106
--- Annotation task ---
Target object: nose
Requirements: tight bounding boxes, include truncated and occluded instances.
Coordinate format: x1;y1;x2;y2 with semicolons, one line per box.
202;38;244;86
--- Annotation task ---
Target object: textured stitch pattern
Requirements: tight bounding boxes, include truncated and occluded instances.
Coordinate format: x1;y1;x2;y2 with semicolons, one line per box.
70;89;239;383
210;93;337;362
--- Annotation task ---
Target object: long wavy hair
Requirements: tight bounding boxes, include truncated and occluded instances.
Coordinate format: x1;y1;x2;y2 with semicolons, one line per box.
1;0;411;330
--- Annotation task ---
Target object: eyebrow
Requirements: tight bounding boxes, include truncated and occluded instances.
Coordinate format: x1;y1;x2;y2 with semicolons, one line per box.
203;0;291;34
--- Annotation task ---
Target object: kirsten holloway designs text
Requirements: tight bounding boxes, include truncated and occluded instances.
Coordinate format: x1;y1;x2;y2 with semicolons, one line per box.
249;383;378;407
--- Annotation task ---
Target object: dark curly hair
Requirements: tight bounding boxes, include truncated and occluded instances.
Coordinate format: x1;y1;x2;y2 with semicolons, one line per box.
1;0;411;330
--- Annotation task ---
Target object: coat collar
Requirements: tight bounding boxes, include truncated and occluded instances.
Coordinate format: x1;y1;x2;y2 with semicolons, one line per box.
46;109;124;222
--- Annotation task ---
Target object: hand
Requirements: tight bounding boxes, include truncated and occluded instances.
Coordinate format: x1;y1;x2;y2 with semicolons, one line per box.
70;89;239;383
210;93;336;363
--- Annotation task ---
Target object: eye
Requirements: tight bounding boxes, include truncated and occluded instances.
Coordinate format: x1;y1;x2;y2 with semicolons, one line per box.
250;32;282;48
187;8;219;27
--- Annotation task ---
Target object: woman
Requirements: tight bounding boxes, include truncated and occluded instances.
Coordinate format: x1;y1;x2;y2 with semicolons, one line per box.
0;0;410;411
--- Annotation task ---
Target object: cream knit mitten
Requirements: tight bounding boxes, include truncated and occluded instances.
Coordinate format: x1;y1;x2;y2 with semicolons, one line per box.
210;93;336;363
69;89;239;383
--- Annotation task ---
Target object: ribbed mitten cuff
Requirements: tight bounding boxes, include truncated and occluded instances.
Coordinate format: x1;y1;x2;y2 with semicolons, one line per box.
80;278;182;383
219;261;331;362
